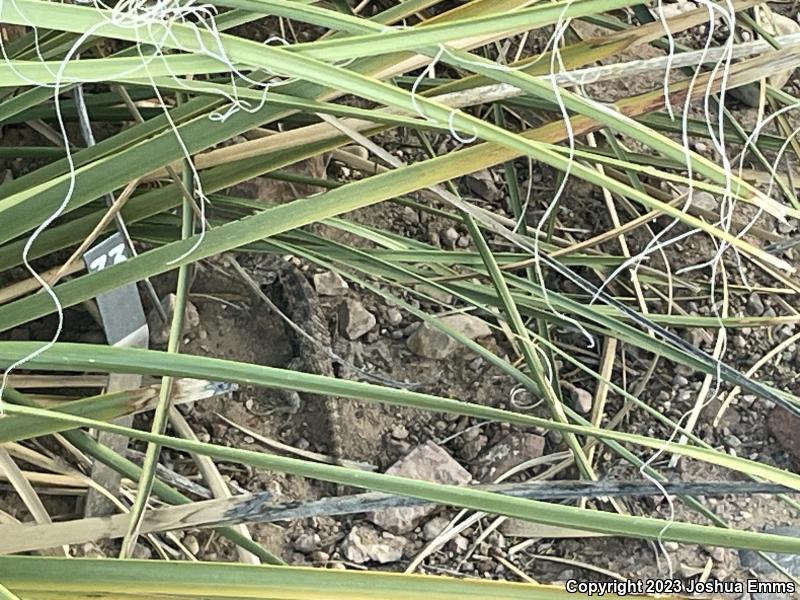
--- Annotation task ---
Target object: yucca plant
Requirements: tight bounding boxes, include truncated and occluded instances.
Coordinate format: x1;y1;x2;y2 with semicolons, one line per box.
0;0;799;597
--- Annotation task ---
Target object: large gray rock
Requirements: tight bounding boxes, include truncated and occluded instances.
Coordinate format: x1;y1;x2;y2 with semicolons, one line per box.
338;299;376;340
342;525;406;564
369;441;471;533
739;527;800;599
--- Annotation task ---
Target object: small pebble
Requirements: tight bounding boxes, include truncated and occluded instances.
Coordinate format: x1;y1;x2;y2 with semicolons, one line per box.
422;516;450;541
462;427;481;442
309;550;330;562
385;307;403;326
468;357;484;370
747;293;765;315
451;535;469;552
391;425;409;440
182;534;200;556
294;532;320;554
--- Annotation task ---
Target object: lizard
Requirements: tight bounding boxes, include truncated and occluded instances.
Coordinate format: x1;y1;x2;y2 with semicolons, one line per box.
241;253;344;460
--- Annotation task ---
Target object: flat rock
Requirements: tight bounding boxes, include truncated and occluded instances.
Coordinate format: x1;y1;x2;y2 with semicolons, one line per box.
313;271;349;296
406;323;458;359
690;191;718;213
476;432;545;480
413;284;453;305
465;169;502;201
342;525;406;564
338;299;376;340
148;294;200;345
406;314;492;359
369;441;471;533
439;314;492;340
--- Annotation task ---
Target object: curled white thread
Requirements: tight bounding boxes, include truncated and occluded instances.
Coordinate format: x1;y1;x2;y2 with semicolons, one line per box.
638;1;737;576
436;1;596;350
445;8;600;351
656;0;678;121
0;8;113;412
679;0;737;282
709;100;800;290
447;109;478;144
587;0;727;305
561;1;734;576
529;0;597;349
409;45;444;121
104;0;291;262
0;0;288;411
